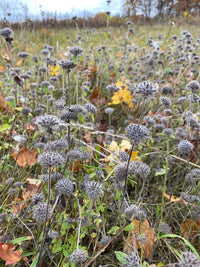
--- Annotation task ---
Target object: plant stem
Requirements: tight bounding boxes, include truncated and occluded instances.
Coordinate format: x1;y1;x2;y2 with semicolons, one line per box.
37;167;52;266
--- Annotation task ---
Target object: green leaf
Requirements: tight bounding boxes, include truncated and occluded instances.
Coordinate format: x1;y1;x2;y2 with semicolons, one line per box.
11;236;32;245
104;32;107;37
31;254;39;267
155;169;166;176
115;251;128;264
158;234;200;259
79;56;84;62
78;113;85;125
115;190;121;200
73;55;78;64
158;263;164;266
43;87;50;94
108;226;120;235
123;223;134;232
0;123;11;133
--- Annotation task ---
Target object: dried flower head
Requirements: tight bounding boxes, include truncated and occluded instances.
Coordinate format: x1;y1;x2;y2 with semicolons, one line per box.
126;123;150;143
84;180;104;200
135;80;157;99
55;178;75;196
178;140;194;155
58;59;76;71
0;27;14;43
31;193;45;205
160;96;171;108
32;202;52;224
38;152;65;167
35;115;60;134
69;46;84;56
186;80;200;93
70;249;88;264
122;252;140;267
84;103;97;113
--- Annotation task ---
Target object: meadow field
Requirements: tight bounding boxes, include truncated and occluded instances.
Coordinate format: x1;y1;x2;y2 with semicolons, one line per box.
0;22;200;266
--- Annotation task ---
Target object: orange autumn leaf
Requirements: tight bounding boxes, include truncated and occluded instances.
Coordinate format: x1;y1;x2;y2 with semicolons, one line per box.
12;198;26;214
124;219;155;258
0;242;22;265
12;146;37;167
164;193;185;203
0;65;5;74
0;91;6;110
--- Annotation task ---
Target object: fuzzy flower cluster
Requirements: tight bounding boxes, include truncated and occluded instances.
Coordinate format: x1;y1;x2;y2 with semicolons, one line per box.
126;123;150;143
70;249;88;264
0;27;14;44
55;178;75;196
177;140;194;155
38;152;65;167
135;80;157;99
35;115;60;134
124;204;147;221
32;202;52;224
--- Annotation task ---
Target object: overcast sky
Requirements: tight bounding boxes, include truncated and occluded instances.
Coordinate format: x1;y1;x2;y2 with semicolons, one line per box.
20;0;122;14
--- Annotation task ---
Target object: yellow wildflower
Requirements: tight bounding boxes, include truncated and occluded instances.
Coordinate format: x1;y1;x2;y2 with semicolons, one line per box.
109;80;133;108
49;64;60;76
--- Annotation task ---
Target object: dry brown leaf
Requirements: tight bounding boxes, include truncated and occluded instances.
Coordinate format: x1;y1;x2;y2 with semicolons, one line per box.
84;131;92;143
164;193;185;203
12;146;37;167
0;91;6;110
0;242;22;265
124;219;155;258
181;219;200;240
12;198;26;214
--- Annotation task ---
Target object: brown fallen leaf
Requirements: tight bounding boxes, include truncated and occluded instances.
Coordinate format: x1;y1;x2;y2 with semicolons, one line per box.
181;219;200;241
0;242;22;265
12;146;37;167
124;219;155;258
164;193;185;203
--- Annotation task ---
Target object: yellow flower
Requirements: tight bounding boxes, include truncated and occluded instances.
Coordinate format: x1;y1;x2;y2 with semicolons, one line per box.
109;80;133;108
49;64;60;76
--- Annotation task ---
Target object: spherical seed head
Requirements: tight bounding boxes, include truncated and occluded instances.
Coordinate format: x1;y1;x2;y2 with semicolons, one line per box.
159;222;171;234
55;98;65;110
160;96;171;108
186;80;200;93
32;202;52;224
31;193;44;205
136;162;150;178
178;140;194;155
126;123;150;143
181;252;200;265
161;86;173;95
67;148;83;161
0;27;14;43
44;139;68;152
69;46;84;56
55;178;75;196
105;107;114;114
124;204;138;218
114;163;128;181
85;181;104;200
38;152;65;167
58;59;76;71
35;115;60;134
122;252;140;267
162;128;174;136
18;52;29;58
119;151;129;162
135;80;157;99
70;249;88;264
21;106;32;116
84;103;97;113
